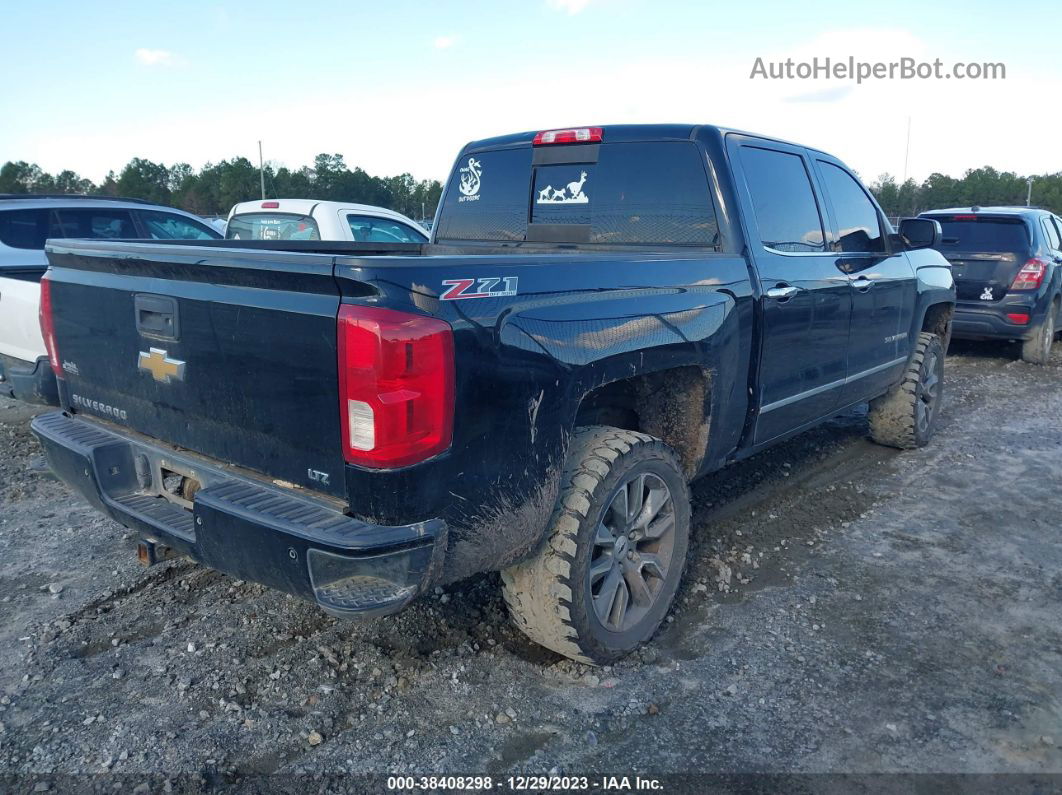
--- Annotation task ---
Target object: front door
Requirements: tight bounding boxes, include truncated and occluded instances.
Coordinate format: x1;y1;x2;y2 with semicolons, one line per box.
727;137;853;444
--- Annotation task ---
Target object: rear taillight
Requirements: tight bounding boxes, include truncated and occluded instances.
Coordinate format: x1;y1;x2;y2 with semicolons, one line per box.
533;127;603;145
337;305;454;469
1006;313;1030;325
39;274;63;379
261;201;279;208
1010;258;1048;291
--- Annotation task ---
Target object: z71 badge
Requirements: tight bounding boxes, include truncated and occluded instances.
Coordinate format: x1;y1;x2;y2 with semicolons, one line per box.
440;276;518;301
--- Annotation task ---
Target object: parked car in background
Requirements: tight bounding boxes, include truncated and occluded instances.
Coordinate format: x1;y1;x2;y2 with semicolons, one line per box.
33;124;954;664
226;199;428;244
0;195;221;404
920;206;1062;364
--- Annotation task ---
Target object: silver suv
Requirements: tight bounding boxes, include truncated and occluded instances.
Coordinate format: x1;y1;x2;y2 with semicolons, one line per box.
0;195;220;404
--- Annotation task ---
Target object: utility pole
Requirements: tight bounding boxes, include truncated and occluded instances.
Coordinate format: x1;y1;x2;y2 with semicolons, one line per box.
258;140;266;200
901;116;911;184
1027;177;1034;207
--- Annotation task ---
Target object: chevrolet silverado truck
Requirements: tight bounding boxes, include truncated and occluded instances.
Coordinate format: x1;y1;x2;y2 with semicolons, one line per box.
31;124;955;664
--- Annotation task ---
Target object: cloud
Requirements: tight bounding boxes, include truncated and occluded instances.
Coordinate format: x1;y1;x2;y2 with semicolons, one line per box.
433;35;457;49
785;85;855;103
134;48;175;66
546;0;593;14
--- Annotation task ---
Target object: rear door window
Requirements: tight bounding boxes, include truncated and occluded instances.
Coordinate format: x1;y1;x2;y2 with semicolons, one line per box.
816;161;885;253
137;210;219;240
435;142;717;246
54;208;136;239
1;207;141;249
226;213;320;240
1040;217;1061;251
933;217;1030;253
346;215;427;243
738;146;825;252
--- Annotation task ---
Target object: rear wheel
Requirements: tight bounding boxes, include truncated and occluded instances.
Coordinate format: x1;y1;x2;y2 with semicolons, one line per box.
501;426;690;665
1021;303;1057;365
868;332;944;449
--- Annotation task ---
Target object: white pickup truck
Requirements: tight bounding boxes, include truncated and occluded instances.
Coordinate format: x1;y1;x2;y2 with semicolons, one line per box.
225;199;428;243
0;195;220;404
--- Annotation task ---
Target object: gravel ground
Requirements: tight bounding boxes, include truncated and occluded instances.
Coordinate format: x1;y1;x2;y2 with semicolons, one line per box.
0;340;1060;788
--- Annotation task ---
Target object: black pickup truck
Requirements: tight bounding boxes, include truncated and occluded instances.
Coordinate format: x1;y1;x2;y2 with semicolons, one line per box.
32;124;955;664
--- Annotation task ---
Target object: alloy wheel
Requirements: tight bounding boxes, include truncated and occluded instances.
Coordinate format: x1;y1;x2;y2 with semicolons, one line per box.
916;348;941;435
588;471;677;633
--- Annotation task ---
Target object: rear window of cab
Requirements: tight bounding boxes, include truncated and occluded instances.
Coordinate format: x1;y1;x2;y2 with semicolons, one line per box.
226;213;321;241
435;141;718;246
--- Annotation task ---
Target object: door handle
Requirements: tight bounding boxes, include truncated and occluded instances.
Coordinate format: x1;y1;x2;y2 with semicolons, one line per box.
134;294;180;340
852;276;874;292
766;285;799;302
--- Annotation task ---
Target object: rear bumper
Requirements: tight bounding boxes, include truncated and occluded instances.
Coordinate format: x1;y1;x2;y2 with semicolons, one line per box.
30;412;446;619
0;355;59;406
951;295;1046;341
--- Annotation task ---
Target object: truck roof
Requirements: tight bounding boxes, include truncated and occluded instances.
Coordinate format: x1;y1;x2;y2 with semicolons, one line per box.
0;194;158;208
921;206;1051;218
227;199;420;224
459;123;818;155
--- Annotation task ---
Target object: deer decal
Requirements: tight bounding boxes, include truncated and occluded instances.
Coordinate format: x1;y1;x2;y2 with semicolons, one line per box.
535;170;590;204
566;171;588;200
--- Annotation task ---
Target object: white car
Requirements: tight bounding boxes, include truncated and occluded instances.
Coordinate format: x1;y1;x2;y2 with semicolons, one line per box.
0;195;220;404
225;199;428;244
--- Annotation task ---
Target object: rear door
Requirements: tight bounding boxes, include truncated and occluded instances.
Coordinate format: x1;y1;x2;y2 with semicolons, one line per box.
812;157;915;404
727;136;852;444
1040;216;1062;265
929;214;1032;302
46;242;346;497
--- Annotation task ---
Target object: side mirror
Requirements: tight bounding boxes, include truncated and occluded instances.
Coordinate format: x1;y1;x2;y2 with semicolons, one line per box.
898;217;942;250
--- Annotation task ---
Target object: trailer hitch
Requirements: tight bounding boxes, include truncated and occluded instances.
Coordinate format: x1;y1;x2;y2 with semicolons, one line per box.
136;540;178;567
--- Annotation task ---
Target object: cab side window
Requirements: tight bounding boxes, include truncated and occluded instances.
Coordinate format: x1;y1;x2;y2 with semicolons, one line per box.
817;162;885;254
346;215;427;243
739;146;825;253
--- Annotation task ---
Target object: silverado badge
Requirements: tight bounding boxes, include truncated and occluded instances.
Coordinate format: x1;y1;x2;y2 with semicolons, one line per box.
138;348;185;383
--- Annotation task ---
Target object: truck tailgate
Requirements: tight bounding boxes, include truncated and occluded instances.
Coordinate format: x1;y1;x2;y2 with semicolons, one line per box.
44;241;346;498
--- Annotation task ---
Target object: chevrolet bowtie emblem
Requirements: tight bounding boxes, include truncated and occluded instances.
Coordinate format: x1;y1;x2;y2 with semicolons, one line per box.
138;348;185;383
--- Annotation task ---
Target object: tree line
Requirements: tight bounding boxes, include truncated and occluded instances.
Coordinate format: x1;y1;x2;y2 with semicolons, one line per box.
0;155;444;221
869;167;1062;219
2;156;1060;221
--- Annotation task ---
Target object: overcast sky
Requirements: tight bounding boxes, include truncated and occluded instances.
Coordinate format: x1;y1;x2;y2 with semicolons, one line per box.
2;0;1059;185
